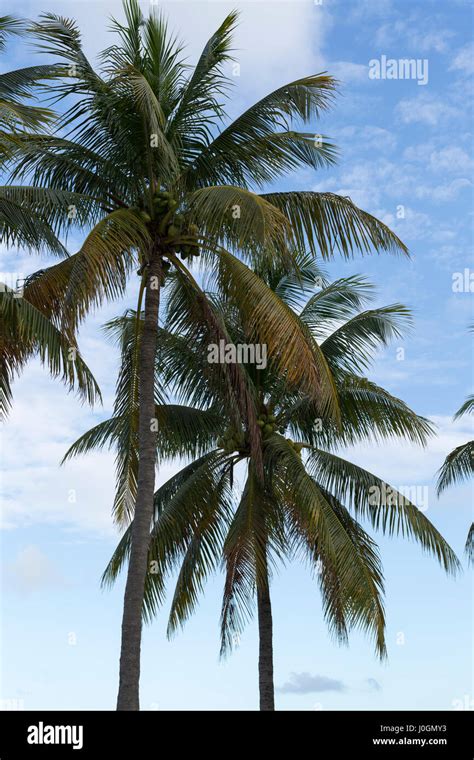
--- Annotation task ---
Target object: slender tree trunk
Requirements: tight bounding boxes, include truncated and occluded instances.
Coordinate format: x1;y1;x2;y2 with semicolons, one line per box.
257;556;275;711
116;255;161;711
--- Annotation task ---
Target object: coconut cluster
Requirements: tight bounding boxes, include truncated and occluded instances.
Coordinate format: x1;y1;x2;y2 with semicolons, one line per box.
155;191;200;261
256;412;279;437
132;191;201;264
217;427;246;453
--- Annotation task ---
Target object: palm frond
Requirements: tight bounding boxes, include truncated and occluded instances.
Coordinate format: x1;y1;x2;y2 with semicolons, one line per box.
307;446;460;574
261;191;409;259
0;284;101;418
436;440;474;495
454;395;474;420
187;73;338;187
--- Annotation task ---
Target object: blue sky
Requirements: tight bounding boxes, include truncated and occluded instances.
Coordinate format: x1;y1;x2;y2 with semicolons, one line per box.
1;0;473;711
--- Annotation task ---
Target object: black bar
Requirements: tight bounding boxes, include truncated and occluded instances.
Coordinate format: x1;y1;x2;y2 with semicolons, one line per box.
0;710;471;756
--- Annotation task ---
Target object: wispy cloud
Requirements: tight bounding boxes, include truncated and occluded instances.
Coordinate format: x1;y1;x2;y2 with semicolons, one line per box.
396;93;462;126
4;545;64;594
367;678;382;692
278;672;346;694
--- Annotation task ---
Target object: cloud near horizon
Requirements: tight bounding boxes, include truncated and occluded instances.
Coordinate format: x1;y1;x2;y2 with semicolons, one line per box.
278;672;346;694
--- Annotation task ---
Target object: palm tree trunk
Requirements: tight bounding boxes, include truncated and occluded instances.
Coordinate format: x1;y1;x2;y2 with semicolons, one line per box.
116;255;161;710
257;555;275;711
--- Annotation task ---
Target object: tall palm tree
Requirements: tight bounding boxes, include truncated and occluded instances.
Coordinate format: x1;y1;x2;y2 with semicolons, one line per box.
436;394;474;563
4;0;409;708
66;267;459;709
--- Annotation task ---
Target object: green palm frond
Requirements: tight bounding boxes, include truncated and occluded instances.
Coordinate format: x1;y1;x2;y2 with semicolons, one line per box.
261;191;409;259
299;275;374;336
320;304;412;373
465;523;474;565
266;436;386;657
0;15;23;49
436;440;474;496
211;247;340;420
0;185;101;238
102;451;233;621
0;284;101;419
187;185;292;261
281;375;435;449
61;417;123;462
167;10;238;158
23;209;150;331
0;17;56;131
0;193;66;254
220;468;260;656
266;251;328;309
454;395;474;420
307;446;460;574
186;73;338;186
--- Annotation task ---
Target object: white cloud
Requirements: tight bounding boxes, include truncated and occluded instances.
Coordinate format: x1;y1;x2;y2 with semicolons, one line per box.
416;178;472;203
429;147;473;174
387;207;432;241
335;125;397;155
449;43;474;75
330;61;368;84
313;160;418;211
1;365;180;536
5;545;64;593
375;21;453;54
279;672;346;694
396;94;462;126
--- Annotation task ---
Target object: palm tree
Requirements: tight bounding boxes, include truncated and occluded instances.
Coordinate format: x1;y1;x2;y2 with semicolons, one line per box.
4;0;410;708
436;394;474;563
67;267;459;709
0;16;99;417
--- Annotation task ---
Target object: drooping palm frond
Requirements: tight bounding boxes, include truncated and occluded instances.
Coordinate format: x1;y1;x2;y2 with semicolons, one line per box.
210;247;340;420
102;450;234;622
22;209;150;332
261;191;409;259
265;435;386;657
306;447;460;575
465;523;474;565
436;441;474;496
0;192;66;254
0;16;56;132
299;274;374;335
187;185;292;262
220;467;261;657
320;304;412;374
281;374;435;449
0;15;23;49
0;284;101;418
0;185;101;240
454;395;474;420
